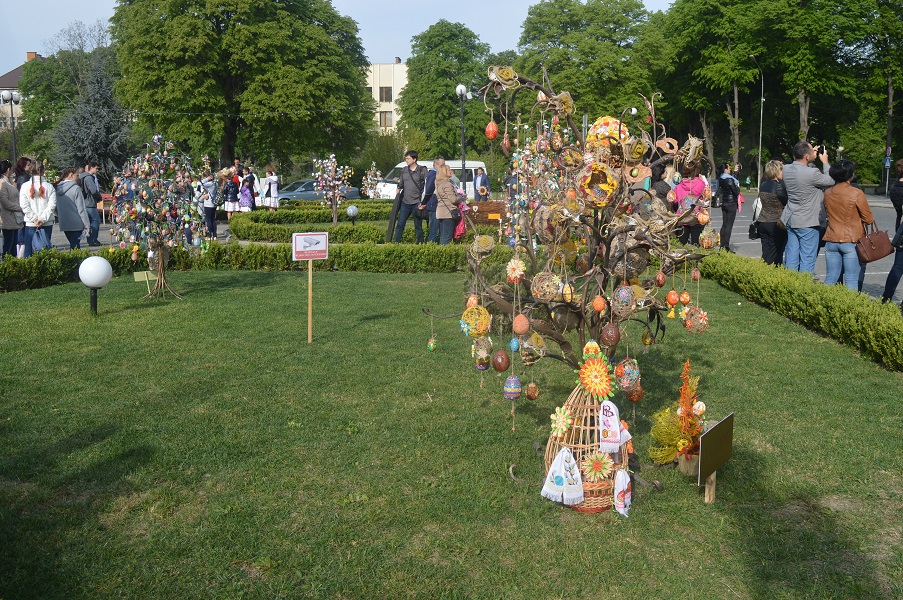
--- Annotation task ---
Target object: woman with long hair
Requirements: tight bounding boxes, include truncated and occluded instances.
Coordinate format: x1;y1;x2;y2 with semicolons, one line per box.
19;161;57;257
822;160;874;291
756;159;789;265
56;167;91;249
13;157;30;189
434;164;458;245
0;160;24;257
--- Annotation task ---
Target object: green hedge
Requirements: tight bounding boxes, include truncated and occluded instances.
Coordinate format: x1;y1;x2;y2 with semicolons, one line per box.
0;243;515;292
700;251;903;371
229;216;500;244
236;206;393;225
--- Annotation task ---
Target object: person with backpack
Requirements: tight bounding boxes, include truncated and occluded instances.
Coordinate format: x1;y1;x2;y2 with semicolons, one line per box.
78;162;104;247
392;150;428;243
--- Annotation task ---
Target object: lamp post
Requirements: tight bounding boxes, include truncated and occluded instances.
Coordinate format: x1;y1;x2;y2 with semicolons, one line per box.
0;90;22;161
750;55;764;189
78;256;113;316
456;84;469;197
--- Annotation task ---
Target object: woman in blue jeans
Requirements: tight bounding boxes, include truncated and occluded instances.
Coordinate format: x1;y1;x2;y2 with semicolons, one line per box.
821;161;874;291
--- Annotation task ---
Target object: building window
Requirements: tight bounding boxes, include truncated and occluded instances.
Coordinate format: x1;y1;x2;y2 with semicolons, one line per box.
379;111;393;128
379;87;392;103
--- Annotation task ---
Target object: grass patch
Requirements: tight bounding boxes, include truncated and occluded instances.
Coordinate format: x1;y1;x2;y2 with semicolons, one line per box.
0;271;900;598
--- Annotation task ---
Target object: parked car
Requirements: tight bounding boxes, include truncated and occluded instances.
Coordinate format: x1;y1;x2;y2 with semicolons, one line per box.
278;179;360;202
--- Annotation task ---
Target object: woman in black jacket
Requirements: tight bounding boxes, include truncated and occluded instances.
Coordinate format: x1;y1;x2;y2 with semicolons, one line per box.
756;160;789;265
716;163;741;252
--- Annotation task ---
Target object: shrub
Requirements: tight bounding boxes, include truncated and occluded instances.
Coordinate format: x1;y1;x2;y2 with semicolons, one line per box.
700;251;903;371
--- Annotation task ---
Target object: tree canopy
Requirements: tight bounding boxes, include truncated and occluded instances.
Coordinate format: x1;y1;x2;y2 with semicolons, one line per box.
110;0;374;166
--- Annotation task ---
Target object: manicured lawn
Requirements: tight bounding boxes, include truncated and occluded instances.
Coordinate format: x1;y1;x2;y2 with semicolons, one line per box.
0;270;900;598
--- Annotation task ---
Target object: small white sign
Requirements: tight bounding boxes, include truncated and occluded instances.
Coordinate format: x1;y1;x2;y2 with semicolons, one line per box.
293;232;329;261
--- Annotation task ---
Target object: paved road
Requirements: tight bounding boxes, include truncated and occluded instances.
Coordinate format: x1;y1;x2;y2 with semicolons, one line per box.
30;194;903;303
706;191;901;303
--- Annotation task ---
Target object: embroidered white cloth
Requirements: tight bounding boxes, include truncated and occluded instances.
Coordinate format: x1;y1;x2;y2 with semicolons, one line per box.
599;400;621;452
613;469;632;518
541;448;584;506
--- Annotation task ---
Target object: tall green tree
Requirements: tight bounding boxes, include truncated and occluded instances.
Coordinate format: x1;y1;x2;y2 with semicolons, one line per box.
396;20;490;159
52;51;130;182
110;0;374;166
517;0;652;121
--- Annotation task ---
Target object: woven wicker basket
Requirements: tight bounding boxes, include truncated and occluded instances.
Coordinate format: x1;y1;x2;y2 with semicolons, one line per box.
544;384;628;513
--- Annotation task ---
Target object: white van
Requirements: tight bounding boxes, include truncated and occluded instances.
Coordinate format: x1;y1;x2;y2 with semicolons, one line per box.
375;159;487;200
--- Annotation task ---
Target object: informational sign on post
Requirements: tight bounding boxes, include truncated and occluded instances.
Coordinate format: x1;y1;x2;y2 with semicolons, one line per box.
292;232;329;343
697;412;734;503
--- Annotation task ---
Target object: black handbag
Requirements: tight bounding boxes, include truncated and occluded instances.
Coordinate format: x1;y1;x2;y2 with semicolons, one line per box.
892;221;903;249
451;207;462;222
748;222;760;240
415;206;429;220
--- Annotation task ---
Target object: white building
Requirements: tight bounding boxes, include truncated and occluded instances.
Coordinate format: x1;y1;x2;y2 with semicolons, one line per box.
366;58;407;131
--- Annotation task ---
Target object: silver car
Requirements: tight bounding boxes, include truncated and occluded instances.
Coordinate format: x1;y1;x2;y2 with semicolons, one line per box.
278;179;360;202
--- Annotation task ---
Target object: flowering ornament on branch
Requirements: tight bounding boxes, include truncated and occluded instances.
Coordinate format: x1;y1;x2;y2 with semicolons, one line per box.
314;154;353;226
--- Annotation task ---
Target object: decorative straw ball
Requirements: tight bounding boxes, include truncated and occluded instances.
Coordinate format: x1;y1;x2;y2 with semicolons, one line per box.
503;375;522;400
592;295;608;313
666;290;679;306
466;294;479;308
492;349;511;372
600;322;621;347
626;384;644;403
525;382;539;400
513;313;530;335
679;291;692;305
654;271;667;287
691;268;701;282
615;357;641;391
684;307;710;334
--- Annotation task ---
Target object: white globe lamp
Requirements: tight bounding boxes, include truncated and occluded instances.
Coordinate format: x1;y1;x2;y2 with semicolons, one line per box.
346;205;359;226
79;256;113;315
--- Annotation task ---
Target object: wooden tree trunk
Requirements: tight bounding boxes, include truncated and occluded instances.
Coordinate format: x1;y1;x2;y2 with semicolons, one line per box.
144;244;183;300
886;70;894;159
699;111;716;177
798;90;810;140
730;80;741;168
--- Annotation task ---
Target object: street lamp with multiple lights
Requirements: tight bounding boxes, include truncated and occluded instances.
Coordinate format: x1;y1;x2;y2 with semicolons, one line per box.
749;55;764;188
0;90;22;161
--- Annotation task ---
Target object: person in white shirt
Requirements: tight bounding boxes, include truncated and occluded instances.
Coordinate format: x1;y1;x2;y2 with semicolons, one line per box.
261;165;279;212
19;161;57;257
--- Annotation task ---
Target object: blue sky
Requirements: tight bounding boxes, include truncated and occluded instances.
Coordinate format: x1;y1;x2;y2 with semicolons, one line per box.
3;0;672;79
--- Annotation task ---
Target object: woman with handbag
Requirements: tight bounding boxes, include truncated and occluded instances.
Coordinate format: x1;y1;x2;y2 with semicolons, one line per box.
435;164;458;245
822;160;874;291
0;160;25;257
756;160;789;265
19;161;56;257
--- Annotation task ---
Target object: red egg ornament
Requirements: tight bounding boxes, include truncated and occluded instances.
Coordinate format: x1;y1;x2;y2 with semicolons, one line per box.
492;349;511;372
679;291;692;305
600;322;621;347
512;313;530;335
592;295;608;313
666;290;679;306
626;384;644;403
485;120;499;141
654;271;667;287
691;268;701;282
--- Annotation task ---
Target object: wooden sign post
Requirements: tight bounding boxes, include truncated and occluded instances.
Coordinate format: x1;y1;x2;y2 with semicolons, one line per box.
133;271;158;295
292;232;329;343
697;413;734;504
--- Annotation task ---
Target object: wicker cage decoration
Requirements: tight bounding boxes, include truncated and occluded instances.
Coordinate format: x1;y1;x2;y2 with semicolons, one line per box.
544;385;629;513
460;306;491;338
470;234;496;256
530;271;562;302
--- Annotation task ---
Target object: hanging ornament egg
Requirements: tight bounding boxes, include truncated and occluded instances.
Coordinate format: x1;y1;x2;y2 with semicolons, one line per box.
509;338;520;352
513;314;530;335
697;210;710;225
583;339;601;359
485;120;499;141
666;290;679;306
641;330;654;346
679;291;692;305
492;350;511;372
691;268;701;282
593;295;608;313
626;384;644;403
427;337;437;351
466;294;479;308
560;283;575;303
565;188;578;200
503;375;522;400
525;382;539;400
476;356;490;371
601;322;621;347
654;271;667;287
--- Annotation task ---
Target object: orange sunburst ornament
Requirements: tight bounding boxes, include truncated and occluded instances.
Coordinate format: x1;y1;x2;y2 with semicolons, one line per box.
577;358;618;400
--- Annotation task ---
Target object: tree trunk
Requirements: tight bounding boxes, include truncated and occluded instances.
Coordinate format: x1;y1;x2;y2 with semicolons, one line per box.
798;90;810;140
220;117;239;168
699;111;716;178
886;70;894;158
145;244;183;300
724;80;740;169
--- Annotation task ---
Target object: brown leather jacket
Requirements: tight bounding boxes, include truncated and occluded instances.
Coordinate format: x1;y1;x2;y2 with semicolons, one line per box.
822;183;875;243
